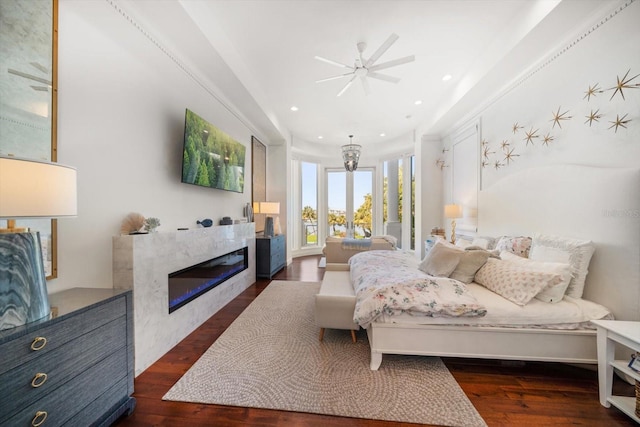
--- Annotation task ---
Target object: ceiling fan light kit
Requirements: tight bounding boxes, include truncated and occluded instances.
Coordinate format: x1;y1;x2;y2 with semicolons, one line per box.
342;135;361;172
315;33;415;97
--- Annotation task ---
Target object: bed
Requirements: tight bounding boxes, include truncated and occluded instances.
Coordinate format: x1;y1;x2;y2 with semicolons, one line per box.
359;164;640;370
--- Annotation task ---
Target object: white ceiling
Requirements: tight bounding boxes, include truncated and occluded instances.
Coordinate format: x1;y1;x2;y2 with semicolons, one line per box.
126;0;613;153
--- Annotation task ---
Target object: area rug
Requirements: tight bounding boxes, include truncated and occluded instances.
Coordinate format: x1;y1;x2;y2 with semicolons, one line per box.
163;281;487;427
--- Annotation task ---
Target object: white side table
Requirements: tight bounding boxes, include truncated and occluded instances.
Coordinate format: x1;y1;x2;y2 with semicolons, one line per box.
591;319;640;423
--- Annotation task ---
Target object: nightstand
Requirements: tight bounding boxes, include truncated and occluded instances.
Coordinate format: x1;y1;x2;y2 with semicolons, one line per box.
256;234;286;279
591;319;640;423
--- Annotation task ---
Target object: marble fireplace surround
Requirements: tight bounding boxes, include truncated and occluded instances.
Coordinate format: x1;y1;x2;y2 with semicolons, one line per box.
113;223;256;375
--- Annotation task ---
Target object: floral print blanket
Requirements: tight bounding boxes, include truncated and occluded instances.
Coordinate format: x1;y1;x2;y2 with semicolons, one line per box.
349;251;487;328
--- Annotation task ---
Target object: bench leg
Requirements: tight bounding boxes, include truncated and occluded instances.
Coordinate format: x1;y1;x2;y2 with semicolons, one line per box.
319;328;325;341
350;329;357;343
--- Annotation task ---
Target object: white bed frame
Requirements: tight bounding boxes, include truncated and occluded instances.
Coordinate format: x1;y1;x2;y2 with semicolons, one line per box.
367;164;640;370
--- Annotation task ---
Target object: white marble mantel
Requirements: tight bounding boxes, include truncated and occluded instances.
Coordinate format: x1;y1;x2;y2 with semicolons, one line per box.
113;223;255;375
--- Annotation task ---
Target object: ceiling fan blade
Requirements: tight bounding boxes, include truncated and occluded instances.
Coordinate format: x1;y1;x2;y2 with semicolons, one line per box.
315;72;353;83
360;76;370;96
364;33;399;68
314;55;353;69
368;55;415;72
367;72;400;83
337;75;357;97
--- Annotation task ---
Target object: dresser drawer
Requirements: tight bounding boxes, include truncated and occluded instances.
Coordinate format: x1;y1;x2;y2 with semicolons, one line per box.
4;349;127;427
64;377;129;427
0;316;127;421
0;296;126;375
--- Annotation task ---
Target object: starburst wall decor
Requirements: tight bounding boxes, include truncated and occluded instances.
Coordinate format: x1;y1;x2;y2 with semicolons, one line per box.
483;67;637;175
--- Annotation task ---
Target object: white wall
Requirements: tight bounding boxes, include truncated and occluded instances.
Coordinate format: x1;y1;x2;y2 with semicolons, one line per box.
52;0;260;292
441;0;640;209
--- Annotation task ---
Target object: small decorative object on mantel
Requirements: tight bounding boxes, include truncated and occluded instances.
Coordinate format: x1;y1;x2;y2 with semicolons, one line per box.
121;212;146;235
219;217;233;225
144;217;160;233
197;218;213;228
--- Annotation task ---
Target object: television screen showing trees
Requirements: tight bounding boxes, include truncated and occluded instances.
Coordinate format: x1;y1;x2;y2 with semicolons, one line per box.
181;109;246;193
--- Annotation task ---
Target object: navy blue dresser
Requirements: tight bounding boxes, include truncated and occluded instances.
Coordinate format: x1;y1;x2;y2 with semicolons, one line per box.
0;288;135;426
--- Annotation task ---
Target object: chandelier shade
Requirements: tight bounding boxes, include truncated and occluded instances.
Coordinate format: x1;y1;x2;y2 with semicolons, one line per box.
341;135;361;172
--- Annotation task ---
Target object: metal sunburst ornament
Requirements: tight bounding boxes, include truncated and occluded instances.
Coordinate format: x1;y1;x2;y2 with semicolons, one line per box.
500;140;510;150
608;69;640;101
482;145;495;160
550;106;572;129
585;109;603;127
583;84;603;101
542;133;555;147
512;123;523;134
608;113;631;133
524;127;539;146
494;160;503;170
503;147;519;165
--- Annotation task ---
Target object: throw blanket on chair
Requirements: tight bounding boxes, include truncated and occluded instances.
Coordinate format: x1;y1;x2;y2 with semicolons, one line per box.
341;238;372;251
349;251;487;328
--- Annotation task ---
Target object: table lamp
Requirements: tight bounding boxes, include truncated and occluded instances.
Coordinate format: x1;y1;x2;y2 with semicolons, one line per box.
0;156;77;331
444;204;462;245
259;202;280;237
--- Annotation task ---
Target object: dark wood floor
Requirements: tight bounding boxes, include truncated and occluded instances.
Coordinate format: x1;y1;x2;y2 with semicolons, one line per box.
114;255;636;427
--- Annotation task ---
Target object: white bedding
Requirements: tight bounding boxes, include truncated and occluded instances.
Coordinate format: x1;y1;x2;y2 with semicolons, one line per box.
375;282;612;328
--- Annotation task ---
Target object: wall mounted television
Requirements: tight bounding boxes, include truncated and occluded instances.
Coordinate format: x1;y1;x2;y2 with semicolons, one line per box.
181;108;246;193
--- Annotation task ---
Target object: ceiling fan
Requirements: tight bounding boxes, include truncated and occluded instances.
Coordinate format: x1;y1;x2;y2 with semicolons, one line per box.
314;33;415;97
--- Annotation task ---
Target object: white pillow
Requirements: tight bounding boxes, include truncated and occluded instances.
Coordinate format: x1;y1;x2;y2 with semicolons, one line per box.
500;251;572;303
471;236;496;250
474;258;563;306
529;233;595;299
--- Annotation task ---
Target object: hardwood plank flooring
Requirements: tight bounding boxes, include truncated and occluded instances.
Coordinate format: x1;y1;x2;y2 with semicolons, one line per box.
114;255;636;426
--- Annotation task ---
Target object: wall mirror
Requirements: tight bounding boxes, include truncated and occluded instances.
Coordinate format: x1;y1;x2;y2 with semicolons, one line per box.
251;136;266;233
0;0;58;279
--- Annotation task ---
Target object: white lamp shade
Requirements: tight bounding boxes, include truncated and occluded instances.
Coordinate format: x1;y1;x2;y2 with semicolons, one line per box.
444;204;462;219
259;202;280;215
0;156;77;218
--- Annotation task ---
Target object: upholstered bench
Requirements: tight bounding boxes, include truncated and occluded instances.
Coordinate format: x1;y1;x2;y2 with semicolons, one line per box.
315;264;359;342
322;235;397;264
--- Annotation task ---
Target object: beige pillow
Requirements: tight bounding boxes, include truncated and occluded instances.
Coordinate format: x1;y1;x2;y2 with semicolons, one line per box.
418;242;462;277
450;249;491;284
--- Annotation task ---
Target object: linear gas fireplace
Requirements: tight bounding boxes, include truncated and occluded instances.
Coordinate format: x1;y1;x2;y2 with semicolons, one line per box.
168;247;248;313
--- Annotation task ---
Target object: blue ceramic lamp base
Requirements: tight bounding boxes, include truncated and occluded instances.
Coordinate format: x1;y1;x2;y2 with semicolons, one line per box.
0;232;51;331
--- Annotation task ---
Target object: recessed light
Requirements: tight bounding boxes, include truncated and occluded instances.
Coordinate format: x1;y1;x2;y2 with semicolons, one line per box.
318;136;323;139
380;133;386;137
442;74;452;82
290;106;299;111
414;100;422;105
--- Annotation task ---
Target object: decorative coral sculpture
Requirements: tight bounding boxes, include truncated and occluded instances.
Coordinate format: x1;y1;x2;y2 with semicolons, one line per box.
144;217;161;233
121;212;145;235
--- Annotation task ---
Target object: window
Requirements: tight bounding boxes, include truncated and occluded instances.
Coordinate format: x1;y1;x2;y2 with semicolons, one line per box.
301;161;318;246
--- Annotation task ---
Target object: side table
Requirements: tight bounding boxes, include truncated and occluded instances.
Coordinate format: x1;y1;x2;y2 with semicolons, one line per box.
591;319;640;423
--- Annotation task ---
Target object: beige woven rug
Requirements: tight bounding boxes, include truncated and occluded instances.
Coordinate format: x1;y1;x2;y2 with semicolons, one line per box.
163;281;487;426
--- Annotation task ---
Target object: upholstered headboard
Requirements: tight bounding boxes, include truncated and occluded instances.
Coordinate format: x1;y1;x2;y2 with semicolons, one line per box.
478;164;640;321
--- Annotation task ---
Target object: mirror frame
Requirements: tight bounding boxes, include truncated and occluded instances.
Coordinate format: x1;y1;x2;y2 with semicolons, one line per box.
0;0;58;279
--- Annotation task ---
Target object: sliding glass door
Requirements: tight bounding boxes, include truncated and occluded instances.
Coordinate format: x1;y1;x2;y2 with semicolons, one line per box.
326;168;374;239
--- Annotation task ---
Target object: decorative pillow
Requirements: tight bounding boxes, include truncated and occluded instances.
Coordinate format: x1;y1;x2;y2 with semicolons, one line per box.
494;236;532;258
449;248;492;284
528;233;595;299
418;242;462;277
500;251;572;303
474;258;562;306
471;236;497;250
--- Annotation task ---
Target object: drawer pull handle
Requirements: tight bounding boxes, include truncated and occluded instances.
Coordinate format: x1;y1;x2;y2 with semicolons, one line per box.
30;337;47;351
31;373;48;388
32;411;47;426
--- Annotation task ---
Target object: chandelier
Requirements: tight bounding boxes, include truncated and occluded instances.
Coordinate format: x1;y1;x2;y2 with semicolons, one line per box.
341;135;361;172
